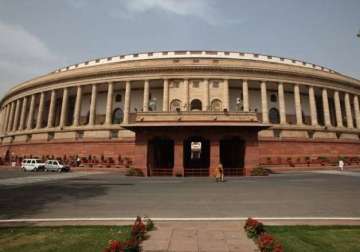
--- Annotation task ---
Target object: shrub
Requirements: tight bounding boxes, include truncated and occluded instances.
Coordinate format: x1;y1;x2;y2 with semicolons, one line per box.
251;167;270;176
143;216;155;231
126;167;144;177
244;218;284;252
244;218;265;239
258;233;284;252
103;216;153;252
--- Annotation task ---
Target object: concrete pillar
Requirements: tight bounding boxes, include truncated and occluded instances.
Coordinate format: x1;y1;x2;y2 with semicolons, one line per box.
88;84;97;126
333;91;343;128
73;86;82;127
47;90;56;128
223;79;229;111
36;92;45;129
260;81;269;123
5;105;11;132
143;80;149;112
242;80;249;112
27;95;35;130
59;88;68;128
344;93;353;128
105;82;114;125
0;108;4;134
162;79;169;112
7;102;15;132
123;81;131;124
19;97;27;130
12;99;21;131
204;79;209;111
353;95;360;129
294;84;303;125
184;79;189;111
322;88;331;127
308;86;318;126
278;82;286;124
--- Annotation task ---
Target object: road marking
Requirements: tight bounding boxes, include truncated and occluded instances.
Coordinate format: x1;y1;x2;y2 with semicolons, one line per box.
0;217;360;223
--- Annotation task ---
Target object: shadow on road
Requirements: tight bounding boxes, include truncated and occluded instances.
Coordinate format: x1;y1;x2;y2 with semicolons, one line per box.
0;183;108;219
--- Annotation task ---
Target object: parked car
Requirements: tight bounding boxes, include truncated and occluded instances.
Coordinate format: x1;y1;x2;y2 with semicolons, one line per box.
44;160;70;172
21;159;45;172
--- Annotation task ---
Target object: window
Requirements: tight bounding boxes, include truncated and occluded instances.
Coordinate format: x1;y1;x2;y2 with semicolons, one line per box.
115;94;122;102
270;94;277;102
212;81;219;88
112;108;124;124
211;99;222;111
171;81;179;88
190;99;202;111
193;81;199;88
170;99;182;112
269;107;280;124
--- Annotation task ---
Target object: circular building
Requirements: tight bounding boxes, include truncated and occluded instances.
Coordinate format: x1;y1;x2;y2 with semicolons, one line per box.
1;50;360;176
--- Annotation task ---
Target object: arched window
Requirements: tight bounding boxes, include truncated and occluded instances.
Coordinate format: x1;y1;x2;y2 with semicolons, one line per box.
269;107;280;124
210;99;222;112
170;99;182;112
112;108;124;124
190;99;202;111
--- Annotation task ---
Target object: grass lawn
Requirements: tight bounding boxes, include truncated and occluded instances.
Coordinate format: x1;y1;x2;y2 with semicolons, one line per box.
0;226;132;252
266;225;360;252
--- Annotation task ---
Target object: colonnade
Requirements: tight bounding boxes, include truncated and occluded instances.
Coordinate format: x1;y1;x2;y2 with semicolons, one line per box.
1;78;360;137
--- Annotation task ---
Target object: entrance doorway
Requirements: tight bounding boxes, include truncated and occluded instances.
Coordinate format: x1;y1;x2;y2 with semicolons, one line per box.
147;138;174;176
220;137;245;176
183;136;210;176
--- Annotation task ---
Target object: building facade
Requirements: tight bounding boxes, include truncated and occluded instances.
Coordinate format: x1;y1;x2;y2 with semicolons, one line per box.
1;50;360;176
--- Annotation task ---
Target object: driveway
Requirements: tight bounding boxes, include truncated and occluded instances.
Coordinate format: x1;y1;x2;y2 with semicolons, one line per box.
0;170;359;219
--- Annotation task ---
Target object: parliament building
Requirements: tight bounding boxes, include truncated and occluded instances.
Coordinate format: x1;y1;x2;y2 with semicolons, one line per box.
1;50;360;176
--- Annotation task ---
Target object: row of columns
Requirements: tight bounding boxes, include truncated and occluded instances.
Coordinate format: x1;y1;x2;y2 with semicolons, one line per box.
2;79;360;135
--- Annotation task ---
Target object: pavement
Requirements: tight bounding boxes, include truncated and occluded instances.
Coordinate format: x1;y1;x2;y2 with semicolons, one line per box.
142;221;257;252
0;169;360;220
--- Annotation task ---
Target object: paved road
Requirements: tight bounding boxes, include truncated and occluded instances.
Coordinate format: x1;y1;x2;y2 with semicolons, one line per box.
0;171;359;219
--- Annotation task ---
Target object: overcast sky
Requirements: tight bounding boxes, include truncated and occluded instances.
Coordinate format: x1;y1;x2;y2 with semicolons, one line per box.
0;0;359;98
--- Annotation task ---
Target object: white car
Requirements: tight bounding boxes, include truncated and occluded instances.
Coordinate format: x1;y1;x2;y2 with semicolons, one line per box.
21;159;45;172
44;160;70;172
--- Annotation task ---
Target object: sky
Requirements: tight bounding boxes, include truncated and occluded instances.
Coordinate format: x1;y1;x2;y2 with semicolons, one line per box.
0;0;359;98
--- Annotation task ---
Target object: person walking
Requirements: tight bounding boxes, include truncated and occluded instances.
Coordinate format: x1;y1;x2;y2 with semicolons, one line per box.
338;159;344;172
216;163;224;182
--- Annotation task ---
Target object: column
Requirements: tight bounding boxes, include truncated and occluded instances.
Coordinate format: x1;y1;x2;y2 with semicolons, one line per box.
278;82;286;124
204;79;209;111
162;79;169;112
88;84;97;126
308;86;318;126
184;79;189;111
59;88;68;128
105;82;114;125
143;80;149;112
47;90;56;128
0;109;4;134
344;93;353;128
223;79;229;111
123;81;131;124
242;79;249;112
294;84;303;125
353;95;360;129
333;91;343;128
4;105;11;132
36;92;45;129
322;88;331;127
12;99;21;131
19;97;27;130
26;95;35;130
260;81;269;123
7;102;15;132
